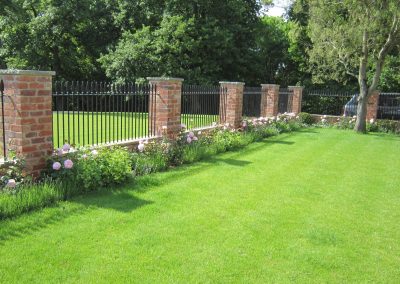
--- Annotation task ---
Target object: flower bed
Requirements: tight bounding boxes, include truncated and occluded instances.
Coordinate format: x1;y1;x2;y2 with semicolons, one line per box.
0;114;304;219
311;114;400;134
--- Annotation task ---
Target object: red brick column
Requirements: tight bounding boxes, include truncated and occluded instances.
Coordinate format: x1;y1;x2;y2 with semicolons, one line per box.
0;70;55;177
289;86;304;114
260;84;279;117
219;82;244;128
147;77;183;139
366;90;379;121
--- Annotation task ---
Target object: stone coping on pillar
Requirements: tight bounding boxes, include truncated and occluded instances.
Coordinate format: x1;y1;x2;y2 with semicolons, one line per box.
147;77;184;82
261;83;280;87
219;81;245;85
0;69;56;76
288;86;304;90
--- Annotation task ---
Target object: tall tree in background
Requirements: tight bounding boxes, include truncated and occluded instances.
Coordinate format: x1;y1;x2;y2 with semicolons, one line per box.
308;0;400;132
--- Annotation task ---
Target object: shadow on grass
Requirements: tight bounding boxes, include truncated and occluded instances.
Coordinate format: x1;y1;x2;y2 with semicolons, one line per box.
0;130;301;244
74;190;153;213
0;190;152;245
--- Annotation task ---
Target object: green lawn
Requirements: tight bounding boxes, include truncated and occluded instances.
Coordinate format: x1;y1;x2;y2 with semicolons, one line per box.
52;112;218;148
1;128;400;283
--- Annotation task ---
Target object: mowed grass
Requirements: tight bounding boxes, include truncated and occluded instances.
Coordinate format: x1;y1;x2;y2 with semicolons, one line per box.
52;112;219;147
1;128;400;283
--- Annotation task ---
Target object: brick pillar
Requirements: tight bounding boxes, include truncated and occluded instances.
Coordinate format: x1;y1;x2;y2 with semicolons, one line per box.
366;90;379;120
219;82;244;128
289;86;304;114
147;77;183;139
0;70;55;177
260;84;279;117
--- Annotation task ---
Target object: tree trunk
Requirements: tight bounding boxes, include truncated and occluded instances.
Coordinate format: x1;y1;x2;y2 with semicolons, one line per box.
354;89;368;133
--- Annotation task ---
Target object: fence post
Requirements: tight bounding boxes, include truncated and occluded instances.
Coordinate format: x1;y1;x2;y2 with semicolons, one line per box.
219;82;244;128
260;84;280;117
147;77;183;139
0;70;55;177
366;90;379;121
288;86;304;114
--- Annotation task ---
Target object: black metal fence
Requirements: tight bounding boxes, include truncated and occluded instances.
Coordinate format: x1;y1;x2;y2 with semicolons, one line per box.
378;93;400;120
52;81;157;148
243;86;261;117
278;88;294;114
0;79;6;161
302;89;356;116
181;85;225;129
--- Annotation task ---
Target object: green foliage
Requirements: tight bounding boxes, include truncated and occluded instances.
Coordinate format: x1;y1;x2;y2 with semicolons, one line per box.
0;181;62;220
368;119;400;135
298;112;315;125
131;141;169;176
49;146;132;191
0;157;26;191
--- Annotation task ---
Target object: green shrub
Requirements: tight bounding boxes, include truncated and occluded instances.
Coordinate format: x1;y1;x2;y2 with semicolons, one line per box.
0;181;62;220
298;112;315;125
48;146;132;191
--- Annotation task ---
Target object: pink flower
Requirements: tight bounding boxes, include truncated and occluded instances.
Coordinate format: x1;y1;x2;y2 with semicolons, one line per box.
62;143;71;152
188;131;195;138
138;142;145;152
6;179;16;188
64;159;73;169
187;136;192;143
52;162;62;171
57;149;64;156
192;136;198;141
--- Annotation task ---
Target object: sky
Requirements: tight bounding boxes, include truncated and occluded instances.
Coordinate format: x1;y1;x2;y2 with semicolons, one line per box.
265;0;293;17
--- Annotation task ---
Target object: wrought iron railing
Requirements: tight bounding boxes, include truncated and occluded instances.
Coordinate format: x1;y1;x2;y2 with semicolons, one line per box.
181;85;226;129
378;93;400;120
302;89;356;116
52;81;157;148
278;88;294;114
0;79;6;160
243;86;261;118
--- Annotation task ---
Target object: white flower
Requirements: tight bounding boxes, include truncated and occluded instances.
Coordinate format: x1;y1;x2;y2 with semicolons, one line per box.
138;143;145;152
197;131;202;135
323;115;327;119
369;118;375;124
6;179;16;188
91;150;98;156
321;119;327;123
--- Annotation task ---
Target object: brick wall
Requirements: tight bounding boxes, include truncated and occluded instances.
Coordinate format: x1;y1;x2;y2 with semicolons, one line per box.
289;86;304;114
147;77;183;139
0;70;55;177
261;84;279;117
219;82;244;128
366;91;379;120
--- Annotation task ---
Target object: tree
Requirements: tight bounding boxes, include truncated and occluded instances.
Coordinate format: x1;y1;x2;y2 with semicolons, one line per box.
307;0;400;132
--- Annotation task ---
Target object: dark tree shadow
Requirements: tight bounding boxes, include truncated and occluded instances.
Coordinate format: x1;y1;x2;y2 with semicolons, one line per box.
74;191;153;213
0;190;152;245
264;140;295;145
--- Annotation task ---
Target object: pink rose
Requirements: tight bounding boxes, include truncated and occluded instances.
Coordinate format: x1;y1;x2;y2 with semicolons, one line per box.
187;136;192;143
193;136;198;141
188;132;195;138
64;159;73;169
52;162;62;171
62;143;71;152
